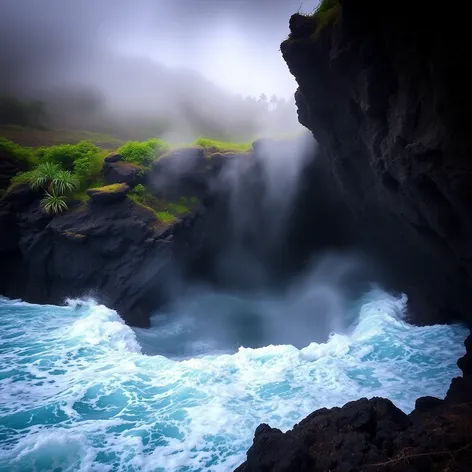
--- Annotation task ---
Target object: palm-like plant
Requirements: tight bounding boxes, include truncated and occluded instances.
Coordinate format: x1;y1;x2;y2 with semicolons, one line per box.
29;162;61;190
40;190;68;215
50;170;80;195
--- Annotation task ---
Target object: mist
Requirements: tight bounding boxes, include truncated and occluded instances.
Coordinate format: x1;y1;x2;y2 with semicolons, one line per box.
0;0;321;141
1;0;381;355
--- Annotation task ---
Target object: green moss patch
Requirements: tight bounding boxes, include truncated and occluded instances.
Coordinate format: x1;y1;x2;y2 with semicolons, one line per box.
89;183;128;194
194;138;252;155
128;187;198;226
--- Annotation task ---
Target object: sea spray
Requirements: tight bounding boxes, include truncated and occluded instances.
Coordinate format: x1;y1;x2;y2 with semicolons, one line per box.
0;293;467;471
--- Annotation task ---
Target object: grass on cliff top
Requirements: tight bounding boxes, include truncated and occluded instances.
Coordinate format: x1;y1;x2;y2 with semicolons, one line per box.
0;137;37;166
311;0;341;35
89;183;127;194
287;0;341;39
194;138;252;154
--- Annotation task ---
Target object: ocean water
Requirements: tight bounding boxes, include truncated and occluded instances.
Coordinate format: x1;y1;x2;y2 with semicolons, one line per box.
0;291;467;472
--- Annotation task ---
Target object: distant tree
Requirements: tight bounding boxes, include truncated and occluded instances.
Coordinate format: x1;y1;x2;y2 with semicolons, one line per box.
270;94;278;110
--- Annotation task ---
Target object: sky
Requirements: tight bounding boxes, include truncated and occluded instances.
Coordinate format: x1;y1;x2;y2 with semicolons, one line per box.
0;0;319;98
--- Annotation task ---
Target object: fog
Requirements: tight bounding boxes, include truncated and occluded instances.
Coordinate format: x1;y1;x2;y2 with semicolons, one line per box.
0;0;320;141
134;136;378;358
1;0;380;355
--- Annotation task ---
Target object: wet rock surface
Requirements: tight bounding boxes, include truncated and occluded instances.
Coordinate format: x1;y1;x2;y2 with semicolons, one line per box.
281;0;472;327
236;340;472;472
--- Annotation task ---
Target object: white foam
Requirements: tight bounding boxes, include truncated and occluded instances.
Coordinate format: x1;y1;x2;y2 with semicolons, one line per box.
0;291;467;472
69;304;142;353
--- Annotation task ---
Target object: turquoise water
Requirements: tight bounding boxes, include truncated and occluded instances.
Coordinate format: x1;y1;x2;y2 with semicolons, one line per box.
0;291;467;472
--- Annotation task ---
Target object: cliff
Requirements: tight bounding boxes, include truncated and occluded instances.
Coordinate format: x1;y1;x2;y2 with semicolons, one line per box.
236;1;472;470
280;0;472;327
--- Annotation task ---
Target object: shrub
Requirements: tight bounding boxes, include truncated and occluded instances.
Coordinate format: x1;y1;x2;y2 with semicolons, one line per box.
73;151;104;185
0;137;36;166
50;170;80;195
118;138;169;167
38;140;100;171
131;184;146;196
40;191;68;215
29;162;62;190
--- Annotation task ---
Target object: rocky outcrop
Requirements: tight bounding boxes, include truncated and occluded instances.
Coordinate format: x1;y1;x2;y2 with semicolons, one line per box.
0;189;201;327
236;335;472;471
86;183;130;203
281;0;472;327
103;160;143;187
237;2;472;470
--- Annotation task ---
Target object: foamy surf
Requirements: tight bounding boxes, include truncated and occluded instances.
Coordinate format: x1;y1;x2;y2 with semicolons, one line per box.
0;292;467;471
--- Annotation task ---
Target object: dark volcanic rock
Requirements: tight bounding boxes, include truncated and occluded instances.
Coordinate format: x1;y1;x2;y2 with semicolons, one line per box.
280;0;472;327
87;183;130;204
0;193;202;327
103;161;143;186
0;149;29;191
237;334;472;471
237;2;472;470
104;152;122;163
149;146;211;200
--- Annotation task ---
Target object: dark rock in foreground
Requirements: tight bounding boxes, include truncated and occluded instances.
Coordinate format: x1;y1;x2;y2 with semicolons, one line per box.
236;336;472;471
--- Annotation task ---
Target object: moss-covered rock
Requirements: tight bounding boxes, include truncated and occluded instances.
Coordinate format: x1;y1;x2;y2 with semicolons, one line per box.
86;183;129;204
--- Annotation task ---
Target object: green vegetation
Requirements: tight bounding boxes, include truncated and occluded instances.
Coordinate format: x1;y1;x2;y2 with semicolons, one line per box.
89;183;126;194
28;162;62;190
194;138;252;154
117;138;169;167
1;134;238;220
37;140;100;171
40;191;68;215
51;170;80;195
312;0;341;34
0;137;36;166
129;186;198;226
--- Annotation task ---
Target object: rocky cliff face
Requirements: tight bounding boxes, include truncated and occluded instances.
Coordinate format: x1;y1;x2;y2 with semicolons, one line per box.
0;182;201;327
236;1;472;469
281;0;472;327
0;136;354;328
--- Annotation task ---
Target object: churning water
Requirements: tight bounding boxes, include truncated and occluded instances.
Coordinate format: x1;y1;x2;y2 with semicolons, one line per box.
0;290;467;472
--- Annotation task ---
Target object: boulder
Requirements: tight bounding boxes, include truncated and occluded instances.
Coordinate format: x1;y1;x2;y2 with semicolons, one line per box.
103;161;143;186
152;146;205;172
104;152;122;163
86;183;130;204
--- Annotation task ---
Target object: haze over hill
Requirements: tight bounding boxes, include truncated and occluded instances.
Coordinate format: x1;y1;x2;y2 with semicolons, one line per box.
0;0;319;141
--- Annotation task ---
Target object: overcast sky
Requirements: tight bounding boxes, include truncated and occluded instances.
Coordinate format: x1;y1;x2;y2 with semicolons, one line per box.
0;0;319;98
